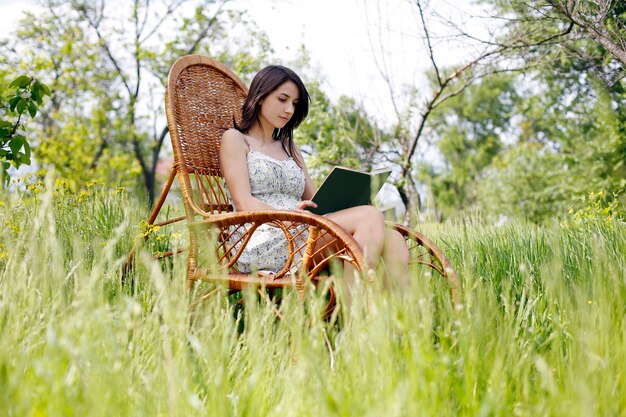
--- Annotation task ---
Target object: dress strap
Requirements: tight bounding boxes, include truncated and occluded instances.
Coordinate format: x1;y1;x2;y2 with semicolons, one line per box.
241;135;251;151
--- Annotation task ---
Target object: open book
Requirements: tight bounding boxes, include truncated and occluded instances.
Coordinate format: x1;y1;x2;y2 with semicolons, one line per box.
307;166;392;215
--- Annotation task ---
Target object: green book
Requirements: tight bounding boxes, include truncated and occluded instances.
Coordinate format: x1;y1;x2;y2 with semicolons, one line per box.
308;166;393;215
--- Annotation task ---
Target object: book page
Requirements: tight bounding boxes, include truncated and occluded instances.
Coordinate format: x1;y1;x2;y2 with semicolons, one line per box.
370;168;392;202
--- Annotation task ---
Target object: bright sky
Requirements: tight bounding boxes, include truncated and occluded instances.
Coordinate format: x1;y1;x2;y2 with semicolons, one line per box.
237;0;485;125
0;0;485;126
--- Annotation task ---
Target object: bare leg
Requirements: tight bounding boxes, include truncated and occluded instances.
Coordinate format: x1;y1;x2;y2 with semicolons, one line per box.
324;205;386;267
314;206;385;307
309;206;411;310
381;228;410;288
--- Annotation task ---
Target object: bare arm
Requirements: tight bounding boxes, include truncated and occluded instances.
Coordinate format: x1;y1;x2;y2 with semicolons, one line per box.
220;129;275;211
293;145;318;211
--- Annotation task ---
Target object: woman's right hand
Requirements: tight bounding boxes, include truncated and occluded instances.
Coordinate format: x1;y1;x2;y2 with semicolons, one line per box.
296;200;317;212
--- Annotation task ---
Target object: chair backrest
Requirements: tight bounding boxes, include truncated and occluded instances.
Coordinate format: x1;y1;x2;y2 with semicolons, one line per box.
165;55;248;215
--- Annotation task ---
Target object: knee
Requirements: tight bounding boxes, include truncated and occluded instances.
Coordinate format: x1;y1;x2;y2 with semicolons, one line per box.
330;205;385;239
354;206;386;245
356;205;385;226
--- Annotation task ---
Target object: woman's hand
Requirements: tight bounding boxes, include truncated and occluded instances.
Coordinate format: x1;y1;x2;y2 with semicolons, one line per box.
296;200;317;212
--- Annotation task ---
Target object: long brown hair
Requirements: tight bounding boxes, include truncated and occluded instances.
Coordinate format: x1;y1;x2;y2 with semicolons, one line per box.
236;65;310;165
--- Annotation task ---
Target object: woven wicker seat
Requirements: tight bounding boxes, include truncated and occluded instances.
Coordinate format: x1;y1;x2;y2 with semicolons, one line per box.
125;55;461;308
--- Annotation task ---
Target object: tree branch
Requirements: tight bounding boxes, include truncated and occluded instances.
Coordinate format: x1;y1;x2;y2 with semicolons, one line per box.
184;0;230;55
90;138;107;169
76;2;133;98
416;0;442;86
134;0;142;100
547;0;626;67
138;0;191;43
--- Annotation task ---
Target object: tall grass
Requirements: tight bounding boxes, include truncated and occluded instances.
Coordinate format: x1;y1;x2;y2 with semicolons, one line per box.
1;179;624;416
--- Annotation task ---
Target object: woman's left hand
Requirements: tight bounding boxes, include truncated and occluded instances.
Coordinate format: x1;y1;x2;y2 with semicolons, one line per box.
296;200;317;212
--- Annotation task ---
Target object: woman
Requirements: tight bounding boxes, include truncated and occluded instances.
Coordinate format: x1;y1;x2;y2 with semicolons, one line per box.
220;65;409;288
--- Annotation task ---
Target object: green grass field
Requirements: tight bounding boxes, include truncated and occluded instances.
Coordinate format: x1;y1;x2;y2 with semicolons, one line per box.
1;180;624;416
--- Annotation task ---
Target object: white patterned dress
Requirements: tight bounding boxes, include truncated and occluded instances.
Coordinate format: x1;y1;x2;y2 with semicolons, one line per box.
227;149;308;273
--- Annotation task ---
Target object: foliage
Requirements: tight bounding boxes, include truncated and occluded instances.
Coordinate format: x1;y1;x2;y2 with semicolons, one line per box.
417;74;520;219
475;70;626;223
1;0;624;225
374;0;623;222
0;75;50;185
563;190;625;228
0;0;272;201
296;79;391;180
477;142;564;223
405;0;626;222
1;187;626;415
482;0;626;80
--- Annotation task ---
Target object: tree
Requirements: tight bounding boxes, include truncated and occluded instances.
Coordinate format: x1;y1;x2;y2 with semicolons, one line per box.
416;74;520;219
360;0;567;222
472;0;626;80
1;0;272;203
484;72;625;221
546;0;626;67
457;0;626;221
364;0;625;222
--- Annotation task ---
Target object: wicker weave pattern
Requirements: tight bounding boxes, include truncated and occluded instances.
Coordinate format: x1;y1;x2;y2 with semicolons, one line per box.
169;61;247;214
174;65;245;175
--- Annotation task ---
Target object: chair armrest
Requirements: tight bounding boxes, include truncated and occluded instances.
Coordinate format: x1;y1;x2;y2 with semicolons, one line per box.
385;221;461;307
191;210;367;278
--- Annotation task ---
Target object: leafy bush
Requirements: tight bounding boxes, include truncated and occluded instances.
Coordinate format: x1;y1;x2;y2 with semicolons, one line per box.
0;75;50;184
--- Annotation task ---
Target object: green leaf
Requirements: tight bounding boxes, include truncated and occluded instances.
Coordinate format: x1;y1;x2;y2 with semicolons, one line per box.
31;88;41;103
9;75;32;89
28;102;37;118
16;149;31;166
8;96;20;112
16;99;27;114
9;136;25;154
22;140;31;159
40;82;51;96
32;80;51;103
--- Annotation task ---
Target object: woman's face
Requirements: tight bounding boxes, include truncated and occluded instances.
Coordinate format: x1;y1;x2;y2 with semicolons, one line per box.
258;80;300;130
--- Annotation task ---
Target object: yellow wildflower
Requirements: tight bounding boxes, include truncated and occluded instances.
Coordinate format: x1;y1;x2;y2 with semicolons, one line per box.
77;190;90;203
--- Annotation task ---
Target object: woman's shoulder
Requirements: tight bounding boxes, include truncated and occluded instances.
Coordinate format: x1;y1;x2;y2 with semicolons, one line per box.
222;128;244;141
221;128;249;151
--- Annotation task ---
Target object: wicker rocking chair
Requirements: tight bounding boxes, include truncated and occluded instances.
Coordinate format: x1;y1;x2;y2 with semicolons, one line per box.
125;55;461;308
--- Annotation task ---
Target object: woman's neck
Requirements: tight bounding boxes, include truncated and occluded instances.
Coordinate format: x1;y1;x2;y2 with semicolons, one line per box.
247;123;274;145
